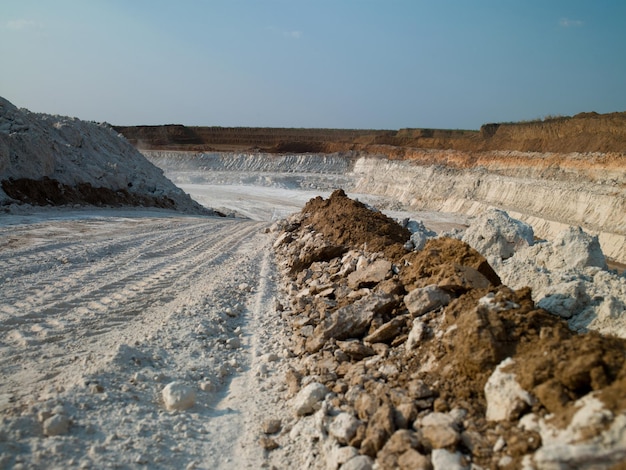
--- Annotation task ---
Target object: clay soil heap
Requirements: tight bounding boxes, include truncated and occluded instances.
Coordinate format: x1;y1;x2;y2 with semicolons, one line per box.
272;190;626;469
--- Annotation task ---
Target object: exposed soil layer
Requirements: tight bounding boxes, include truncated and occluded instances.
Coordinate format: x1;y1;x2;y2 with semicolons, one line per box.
114;110;626;154
1;177;179;209
272;191;626;469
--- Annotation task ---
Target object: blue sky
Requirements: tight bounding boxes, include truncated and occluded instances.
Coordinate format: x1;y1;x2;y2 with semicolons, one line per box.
1;1;625;129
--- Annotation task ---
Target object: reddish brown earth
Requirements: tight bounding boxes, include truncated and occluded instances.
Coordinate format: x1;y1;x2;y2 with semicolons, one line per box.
114;110;626;154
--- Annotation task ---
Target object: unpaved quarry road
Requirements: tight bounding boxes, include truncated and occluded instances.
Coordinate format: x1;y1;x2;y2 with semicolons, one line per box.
0;210;290;469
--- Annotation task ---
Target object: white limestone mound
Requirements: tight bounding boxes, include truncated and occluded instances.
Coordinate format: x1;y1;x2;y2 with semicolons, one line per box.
548;226;607;271
462;208;534;265
460;208;626;338
0;96;209;213
162;381;196;411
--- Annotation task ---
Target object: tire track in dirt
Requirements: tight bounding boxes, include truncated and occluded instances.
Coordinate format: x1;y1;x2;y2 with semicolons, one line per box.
0;220;212;316
0;215;266;405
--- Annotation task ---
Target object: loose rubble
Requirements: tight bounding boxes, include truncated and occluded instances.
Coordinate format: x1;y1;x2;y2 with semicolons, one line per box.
270;189;626;469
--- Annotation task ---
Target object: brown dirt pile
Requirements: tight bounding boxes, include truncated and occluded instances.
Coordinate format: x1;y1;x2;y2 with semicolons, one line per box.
400;238;502;291
273;191;626;469
300;189;411;260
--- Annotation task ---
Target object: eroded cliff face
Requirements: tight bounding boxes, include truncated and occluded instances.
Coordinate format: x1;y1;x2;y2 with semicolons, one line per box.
145;150;626;264
349;154;626;263
116;110;626;154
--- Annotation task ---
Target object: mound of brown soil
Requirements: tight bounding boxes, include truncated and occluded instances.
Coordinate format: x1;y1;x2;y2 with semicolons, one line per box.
300;189;411;260
400;238;501;291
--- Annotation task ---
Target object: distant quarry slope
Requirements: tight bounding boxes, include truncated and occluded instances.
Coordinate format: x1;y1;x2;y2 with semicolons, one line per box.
119;113;626;264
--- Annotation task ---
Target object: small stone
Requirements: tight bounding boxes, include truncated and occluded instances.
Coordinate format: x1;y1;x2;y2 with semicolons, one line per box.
422;424;459;449
263;352;280;362
406;319;426;351
262;419;282;435
395;403;418;429
493;436;506;452
347;259;392;289
226;337;241;349
259;436;279;451
398;449;432;470
405;285;451;317
431;448;465;470
329;446;359;468
292;382;329;416
199;380;214;392
329;412;361;445
363;316;406;344
162;382;196;411
337;340;376;360
43;414;70;436
341;455;374;470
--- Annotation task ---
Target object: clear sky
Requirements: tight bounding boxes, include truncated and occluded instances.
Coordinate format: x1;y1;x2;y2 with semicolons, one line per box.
1;1;625;130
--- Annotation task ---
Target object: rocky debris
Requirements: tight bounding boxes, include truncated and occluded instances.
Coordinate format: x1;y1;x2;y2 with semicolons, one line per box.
272;191;626;469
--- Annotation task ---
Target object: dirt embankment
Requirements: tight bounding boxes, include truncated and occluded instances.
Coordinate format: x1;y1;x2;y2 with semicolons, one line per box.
114;111;626;154
271;190;626;469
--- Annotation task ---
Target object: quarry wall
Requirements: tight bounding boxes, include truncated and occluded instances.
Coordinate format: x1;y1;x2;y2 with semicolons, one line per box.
145;150;626;264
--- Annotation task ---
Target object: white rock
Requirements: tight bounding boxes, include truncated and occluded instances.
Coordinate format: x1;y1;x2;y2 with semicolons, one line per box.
420;412;457;429
199;380;215;392
328;445;359;469
43;414;70;436
328;412;361;445
407;220;437;251
162;381;196;411
431;448;466;470
340;455;374;470
292;382;329;416
406;318;426;351
226;337;241;349
405;285;451;317
484;358;534;421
